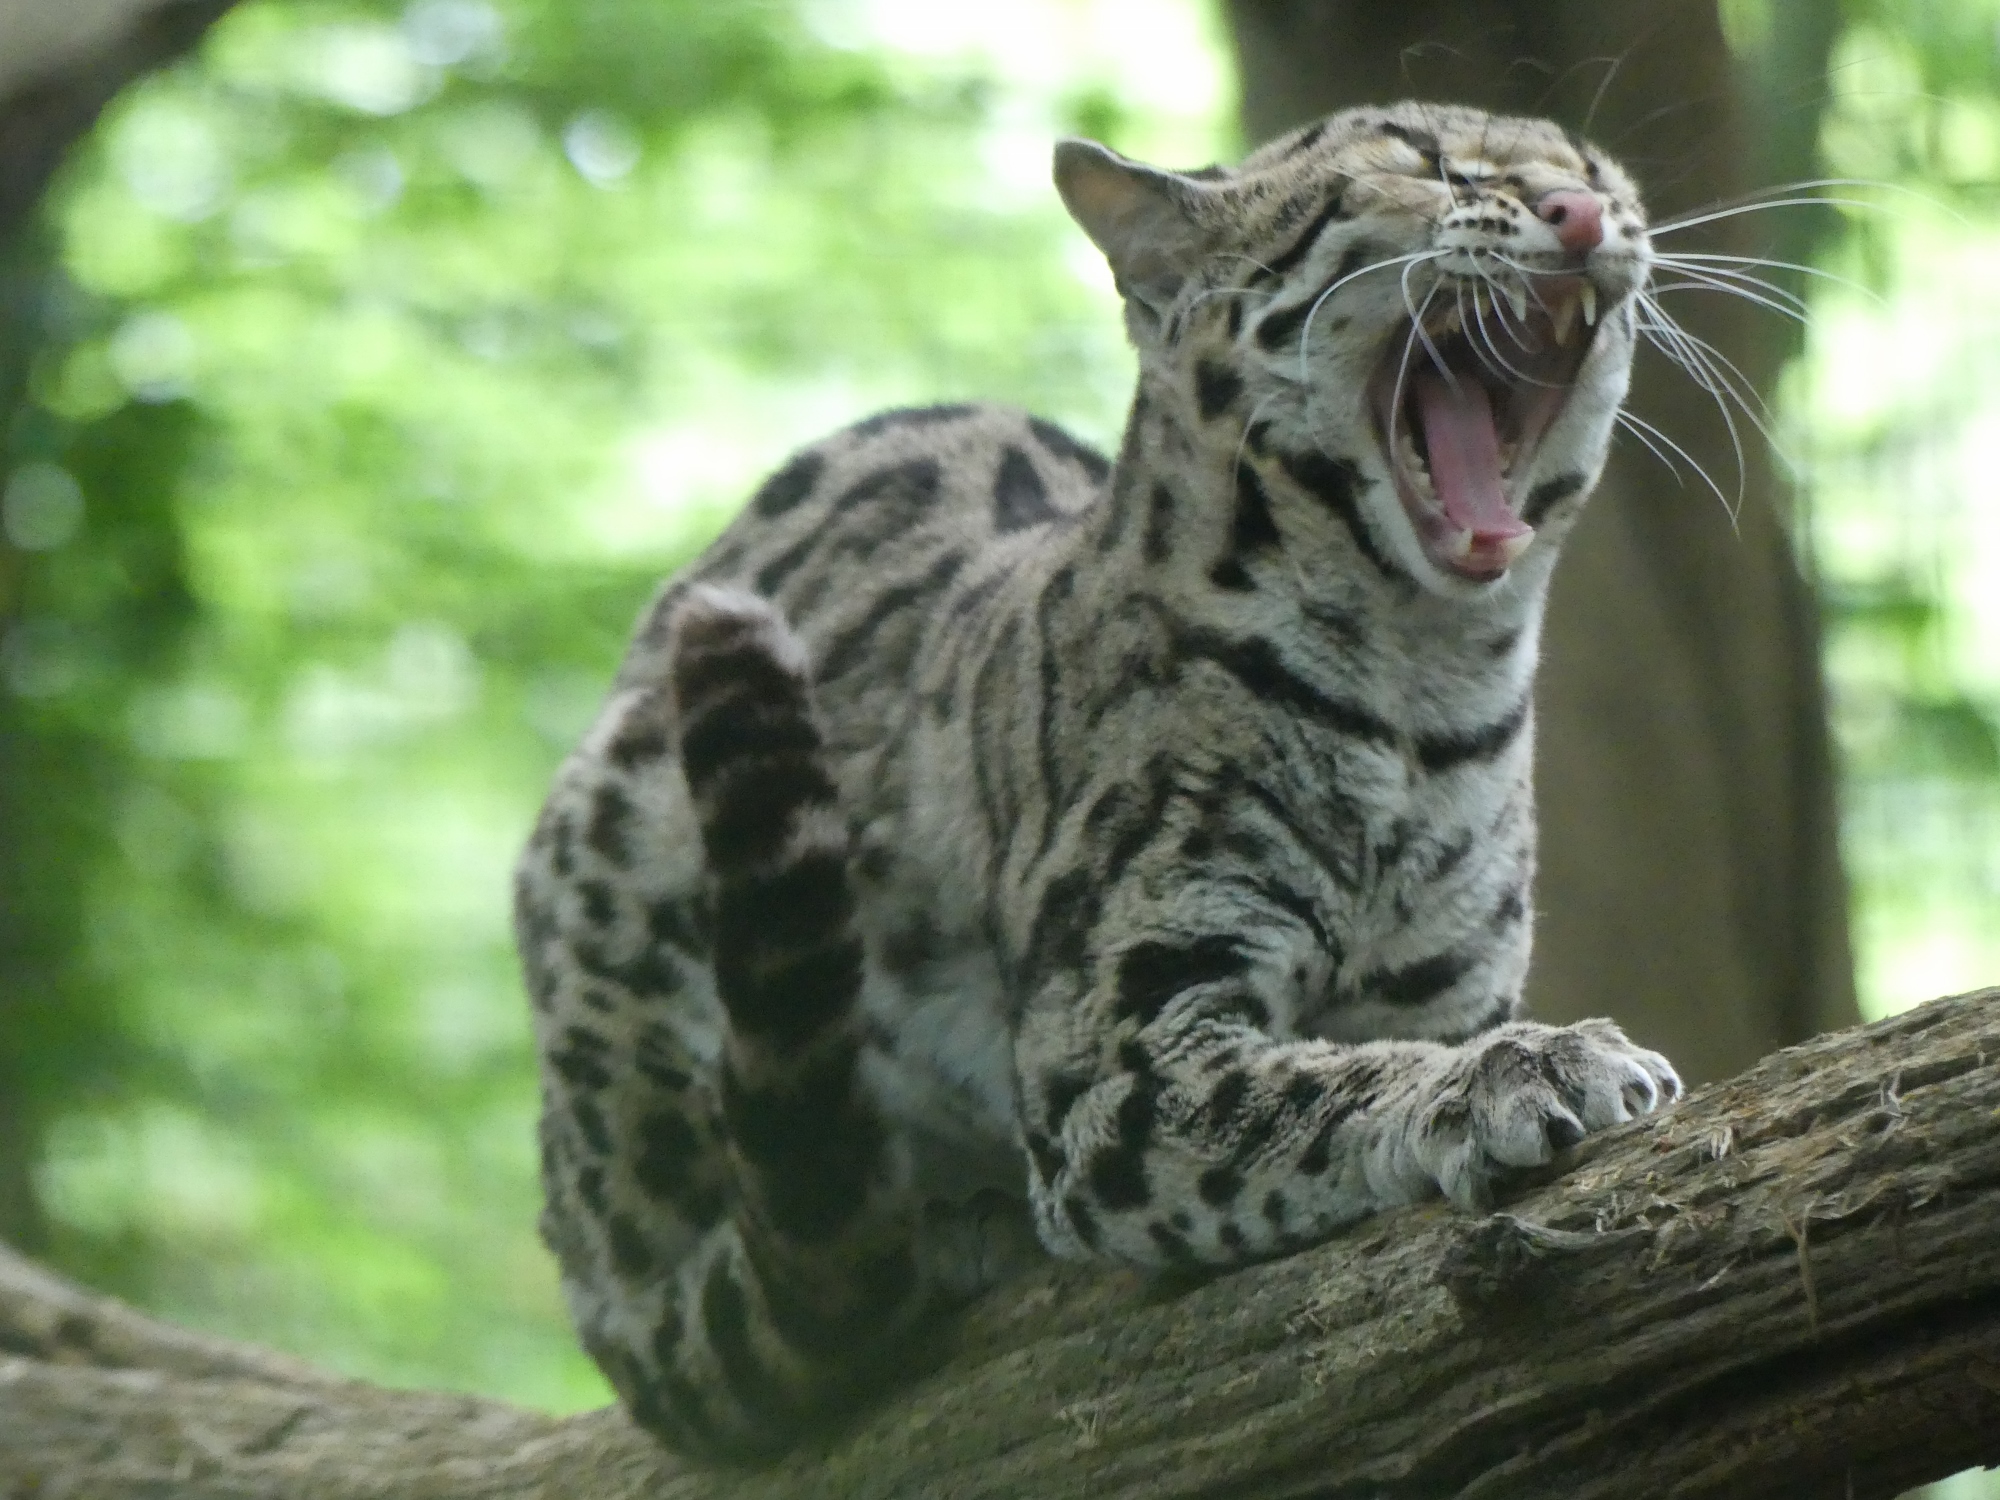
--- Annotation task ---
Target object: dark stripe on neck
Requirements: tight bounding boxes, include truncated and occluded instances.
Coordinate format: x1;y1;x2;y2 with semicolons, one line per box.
1176;625;1397;746
1413;698;1530;773
1274;448;1408;584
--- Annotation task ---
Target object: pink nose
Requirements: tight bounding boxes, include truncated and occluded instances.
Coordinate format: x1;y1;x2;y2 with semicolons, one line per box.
1535;189;1604;254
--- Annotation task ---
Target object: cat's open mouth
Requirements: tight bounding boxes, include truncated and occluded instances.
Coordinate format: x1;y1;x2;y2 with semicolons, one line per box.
1368;275;1598;581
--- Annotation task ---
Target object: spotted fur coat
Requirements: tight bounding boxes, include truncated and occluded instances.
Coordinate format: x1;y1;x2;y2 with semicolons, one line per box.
515;99;1682;1459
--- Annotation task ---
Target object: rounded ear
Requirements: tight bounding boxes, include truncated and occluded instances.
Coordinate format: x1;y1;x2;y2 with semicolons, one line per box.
1053;139;1207;308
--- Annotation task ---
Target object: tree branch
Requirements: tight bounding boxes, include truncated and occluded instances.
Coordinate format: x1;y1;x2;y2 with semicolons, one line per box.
5;989;2000;1499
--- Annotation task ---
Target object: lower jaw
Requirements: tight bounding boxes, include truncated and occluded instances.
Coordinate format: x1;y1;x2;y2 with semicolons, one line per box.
1388;464;1534;583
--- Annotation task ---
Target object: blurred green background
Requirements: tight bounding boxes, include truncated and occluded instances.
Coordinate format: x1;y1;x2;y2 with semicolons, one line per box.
1;0;1997;1440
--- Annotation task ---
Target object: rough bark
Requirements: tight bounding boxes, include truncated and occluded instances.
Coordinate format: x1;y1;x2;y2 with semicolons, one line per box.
1223;0;1860;1084
5;988;1998;1500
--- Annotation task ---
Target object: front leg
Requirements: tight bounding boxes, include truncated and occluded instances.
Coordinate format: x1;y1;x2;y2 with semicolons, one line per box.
1017;920;1679;1266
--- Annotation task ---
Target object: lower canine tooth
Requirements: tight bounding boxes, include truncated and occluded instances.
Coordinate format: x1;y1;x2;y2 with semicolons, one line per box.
1552;298;1579;345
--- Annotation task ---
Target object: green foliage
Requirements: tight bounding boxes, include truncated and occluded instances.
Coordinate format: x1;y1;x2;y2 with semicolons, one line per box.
7;0;1228;1408
1789;5;2000;1016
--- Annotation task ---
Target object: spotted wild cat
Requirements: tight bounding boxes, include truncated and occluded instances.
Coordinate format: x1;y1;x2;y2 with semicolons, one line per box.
515;99;1683;1459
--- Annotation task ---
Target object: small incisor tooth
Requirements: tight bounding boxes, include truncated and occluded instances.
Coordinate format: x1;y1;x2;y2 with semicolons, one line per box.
1580;282;1599;326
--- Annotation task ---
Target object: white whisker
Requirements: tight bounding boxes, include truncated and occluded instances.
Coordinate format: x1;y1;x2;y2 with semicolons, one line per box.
1613;409;1687;485
1653;251;1881;305
1648;271;1811;328
1616;407;1738;518
1648;195;1878;237
1293;249;1437;389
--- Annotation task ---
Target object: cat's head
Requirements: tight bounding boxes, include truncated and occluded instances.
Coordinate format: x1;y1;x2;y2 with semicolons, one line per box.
1057;101;1651;598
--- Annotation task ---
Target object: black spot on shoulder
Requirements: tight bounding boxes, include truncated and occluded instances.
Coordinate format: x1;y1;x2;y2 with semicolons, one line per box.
586;783;635;866
607;1212;653;1276
750;449;826;518
1195;360;1243;421
1033;420;1112;482
993;445;1059;533
848;403;975;440
576;878;618;928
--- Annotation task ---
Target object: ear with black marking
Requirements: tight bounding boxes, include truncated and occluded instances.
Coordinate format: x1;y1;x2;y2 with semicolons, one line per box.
1054;139;1208;312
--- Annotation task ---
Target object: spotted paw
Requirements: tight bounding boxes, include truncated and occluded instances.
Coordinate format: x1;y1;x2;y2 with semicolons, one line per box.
1415;1019;1681;1208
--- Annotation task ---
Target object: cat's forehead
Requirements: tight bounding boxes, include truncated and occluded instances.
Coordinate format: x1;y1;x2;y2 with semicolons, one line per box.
1233;101;1621;194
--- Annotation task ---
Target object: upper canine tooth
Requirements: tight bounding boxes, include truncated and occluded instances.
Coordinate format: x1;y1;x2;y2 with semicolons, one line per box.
1580;282;1599;326
1504;283;1528;322
1552;297;1579;346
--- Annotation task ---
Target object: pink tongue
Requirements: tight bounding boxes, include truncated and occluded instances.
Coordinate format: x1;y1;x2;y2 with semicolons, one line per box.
1412;368;1529;543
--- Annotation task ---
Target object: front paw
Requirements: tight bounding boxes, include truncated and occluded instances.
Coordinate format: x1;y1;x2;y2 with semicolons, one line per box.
1415;1019;1681;1208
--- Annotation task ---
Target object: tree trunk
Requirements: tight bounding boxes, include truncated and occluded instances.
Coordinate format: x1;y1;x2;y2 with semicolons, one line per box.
5;988;1999;1499
1222;0;1860;1084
